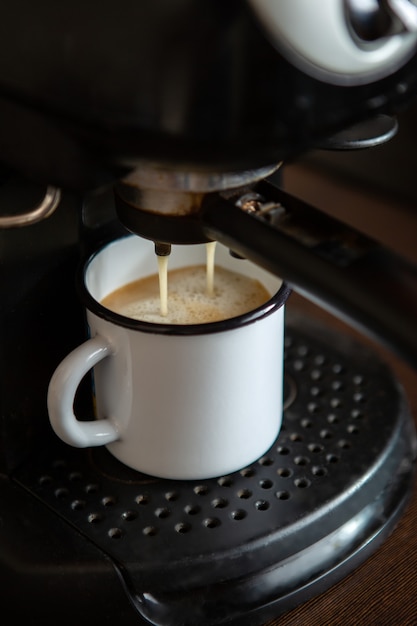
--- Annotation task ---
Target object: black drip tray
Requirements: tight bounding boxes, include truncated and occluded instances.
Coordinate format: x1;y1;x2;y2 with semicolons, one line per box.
14;320;417;626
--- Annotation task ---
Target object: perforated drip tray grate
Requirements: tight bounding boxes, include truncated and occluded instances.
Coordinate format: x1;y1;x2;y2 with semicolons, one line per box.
14;319;417;626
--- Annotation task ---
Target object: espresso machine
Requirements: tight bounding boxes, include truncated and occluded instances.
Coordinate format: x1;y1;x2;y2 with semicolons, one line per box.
2;2;417;624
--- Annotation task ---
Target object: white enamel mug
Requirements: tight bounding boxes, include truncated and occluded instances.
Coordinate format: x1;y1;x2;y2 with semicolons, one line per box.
47;235;290;480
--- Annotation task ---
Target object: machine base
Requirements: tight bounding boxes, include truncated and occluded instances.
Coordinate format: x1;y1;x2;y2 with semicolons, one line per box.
3;318;416;625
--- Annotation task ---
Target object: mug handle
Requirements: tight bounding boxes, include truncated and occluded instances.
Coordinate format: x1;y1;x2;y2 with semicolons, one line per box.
47;335;119;447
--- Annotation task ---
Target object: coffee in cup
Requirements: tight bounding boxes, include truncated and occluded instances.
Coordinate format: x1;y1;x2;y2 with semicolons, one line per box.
101;264;271;325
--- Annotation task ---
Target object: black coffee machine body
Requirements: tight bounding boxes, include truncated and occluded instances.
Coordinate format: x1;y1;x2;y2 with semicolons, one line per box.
1;2;417;624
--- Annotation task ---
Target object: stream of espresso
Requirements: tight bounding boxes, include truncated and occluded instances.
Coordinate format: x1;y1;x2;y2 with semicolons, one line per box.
157;254;169;317
205;241;216;297
158;242;217;317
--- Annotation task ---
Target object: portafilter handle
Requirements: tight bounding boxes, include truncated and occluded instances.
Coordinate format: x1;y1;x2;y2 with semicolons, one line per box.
200;180;417;370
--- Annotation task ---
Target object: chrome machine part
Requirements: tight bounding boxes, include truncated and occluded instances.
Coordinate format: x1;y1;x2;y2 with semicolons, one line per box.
315;113;398;150
0;185;61;228
249;0;417;84
118;163;281;213
114;163;281;245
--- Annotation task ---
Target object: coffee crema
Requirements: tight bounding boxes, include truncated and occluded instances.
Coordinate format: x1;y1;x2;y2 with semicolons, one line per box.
101;265;271;325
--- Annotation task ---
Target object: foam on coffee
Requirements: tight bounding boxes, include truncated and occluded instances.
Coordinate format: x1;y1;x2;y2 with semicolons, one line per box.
101;264;271;324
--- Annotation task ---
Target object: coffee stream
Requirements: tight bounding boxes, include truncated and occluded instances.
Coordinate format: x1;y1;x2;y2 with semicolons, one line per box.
157;254;169;317
158;241;217;317
206;241;216;297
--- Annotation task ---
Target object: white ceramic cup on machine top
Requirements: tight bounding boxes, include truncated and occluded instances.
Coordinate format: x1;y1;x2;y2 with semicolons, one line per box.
47;235;290;480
